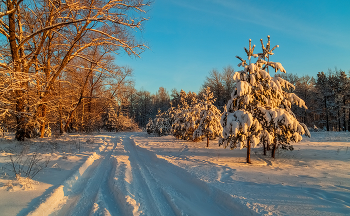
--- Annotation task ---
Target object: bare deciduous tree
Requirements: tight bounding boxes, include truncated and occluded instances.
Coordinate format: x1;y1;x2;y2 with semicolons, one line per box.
0;0;150;140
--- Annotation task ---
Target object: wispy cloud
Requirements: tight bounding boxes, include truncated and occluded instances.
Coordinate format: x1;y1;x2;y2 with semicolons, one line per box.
167;0;350;49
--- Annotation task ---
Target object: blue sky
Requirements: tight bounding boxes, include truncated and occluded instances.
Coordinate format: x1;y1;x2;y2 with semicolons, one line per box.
117;0;350;94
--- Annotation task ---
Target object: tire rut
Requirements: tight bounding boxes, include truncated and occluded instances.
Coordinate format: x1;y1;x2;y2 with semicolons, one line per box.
54;138;124;216
40;134;255;216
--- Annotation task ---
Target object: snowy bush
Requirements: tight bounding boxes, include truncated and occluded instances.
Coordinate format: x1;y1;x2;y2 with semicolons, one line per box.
220;36;310;162
24;119;41;139
193;87;223;147
115;114;139;132
2;142;53;183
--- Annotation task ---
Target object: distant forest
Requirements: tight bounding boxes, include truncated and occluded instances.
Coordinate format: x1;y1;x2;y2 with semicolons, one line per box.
127;67;350;132
2;64;349;136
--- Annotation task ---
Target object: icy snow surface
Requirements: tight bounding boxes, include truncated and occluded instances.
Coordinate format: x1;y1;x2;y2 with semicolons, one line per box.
0;132;349;215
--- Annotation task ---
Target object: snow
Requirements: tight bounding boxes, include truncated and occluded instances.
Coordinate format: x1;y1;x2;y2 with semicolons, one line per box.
226;39;309;155
0;131;349;215
236;81;252;97
268;62;286;73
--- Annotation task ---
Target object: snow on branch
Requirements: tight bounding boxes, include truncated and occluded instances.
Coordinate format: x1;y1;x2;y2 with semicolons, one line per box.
220;36;309;161
235;81;251;97
273;77;295;90
267;62;286;73
286;93;308;109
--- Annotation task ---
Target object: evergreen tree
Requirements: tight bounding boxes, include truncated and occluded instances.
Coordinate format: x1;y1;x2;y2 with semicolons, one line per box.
147;102;180;136
172;91;189;139
193;87;223;147
316;71;335;131
146;118;154;134
172;91;201;140
220;36;309;163
152;110;171;136
338;71;350;131
102;104;118;132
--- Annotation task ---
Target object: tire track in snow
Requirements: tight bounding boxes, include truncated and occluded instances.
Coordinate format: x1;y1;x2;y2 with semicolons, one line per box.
121;135;257;216
111;138;143;216
116;136;180;216
26;134;257;216
62;141;120;216
24;138;112;216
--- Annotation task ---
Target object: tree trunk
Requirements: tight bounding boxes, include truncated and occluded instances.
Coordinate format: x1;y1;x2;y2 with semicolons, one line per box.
60;118;64;134
348;108;350;132
15;92;26;141
9;1;26;141
343;96;346;131
40;122;46;138
304;89;307;124
263;142;267;156
338;109;341;131
207;134;209;148
246;139;251;164
271;138;277;158
64;106;79;133
325;96;329;131
59;101;64;134
40;104;47;138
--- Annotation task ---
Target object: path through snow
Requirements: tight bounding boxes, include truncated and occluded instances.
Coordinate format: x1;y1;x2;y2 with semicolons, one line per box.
3;132;349;215
25;134;253;216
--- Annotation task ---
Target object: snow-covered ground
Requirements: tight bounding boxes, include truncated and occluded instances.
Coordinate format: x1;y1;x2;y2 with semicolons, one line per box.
0;132;349;215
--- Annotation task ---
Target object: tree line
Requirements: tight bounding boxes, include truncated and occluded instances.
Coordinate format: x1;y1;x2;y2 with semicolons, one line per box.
278;69;350;132
124;67;350;133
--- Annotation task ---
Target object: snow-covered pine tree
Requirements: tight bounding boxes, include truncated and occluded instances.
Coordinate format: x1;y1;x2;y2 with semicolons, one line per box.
171;96;189;139
172;91;201;140
152;110;169;136
193;87;223;147
160;108;174;135
147;103;179;136
166;103;178;129
146;118;154;134
102;103;118;132
220;36;310;163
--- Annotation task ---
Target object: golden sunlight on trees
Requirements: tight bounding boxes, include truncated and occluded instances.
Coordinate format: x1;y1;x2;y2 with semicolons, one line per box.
0;0;150;140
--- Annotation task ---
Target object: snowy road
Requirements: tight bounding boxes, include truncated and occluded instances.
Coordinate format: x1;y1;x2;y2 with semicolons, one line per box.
2;132;350;215
25;134;254;216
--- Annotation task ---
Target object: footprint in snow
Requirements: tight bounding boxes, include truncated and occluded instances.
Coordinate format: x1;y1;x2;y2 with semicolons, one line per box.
218;167;235;183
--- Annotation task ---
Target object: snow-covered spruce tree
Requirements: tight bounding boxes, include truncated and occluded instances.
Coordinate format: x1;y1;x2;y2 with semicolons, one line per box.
146;118;154;134
166;103;178;129
220;37;310;163
172;90;189;139
102;104;118;132
147;104;177;136
193;87;223;147
172;92;201;141
151;110;171;136
159;109;174;135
